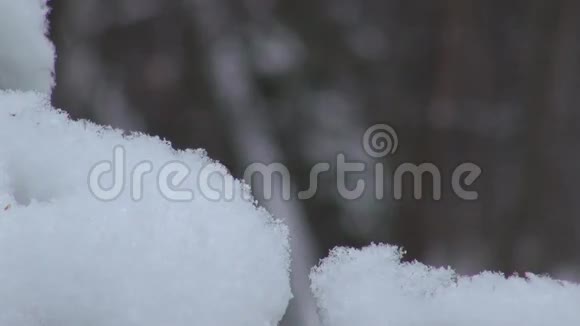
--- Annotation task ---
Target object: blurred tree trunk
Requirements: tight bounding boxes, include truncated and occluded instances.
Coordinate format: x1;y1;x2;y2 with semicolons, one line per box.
187;1;321;325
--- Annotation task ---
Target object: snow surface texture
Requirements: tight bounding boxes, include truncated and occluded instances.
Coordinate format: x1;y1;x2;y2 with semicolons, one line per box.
0;92;292;326
310;244;580;326
0;0;55;93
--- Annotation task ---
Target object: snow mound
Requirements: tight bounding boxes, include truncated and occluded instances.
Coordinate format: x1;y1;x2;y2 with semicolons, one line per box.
311;244;580;326
0;91;292;326
0;0;55;93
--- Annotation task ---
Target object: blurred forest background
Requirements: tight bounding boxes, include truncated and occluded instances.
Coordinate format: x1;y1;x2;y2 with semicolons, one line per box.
48;0;580;324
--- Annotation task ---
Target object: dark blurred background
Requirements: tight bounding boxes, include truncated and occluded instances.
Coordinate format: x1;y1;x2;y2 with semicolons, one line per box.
48;0;580;324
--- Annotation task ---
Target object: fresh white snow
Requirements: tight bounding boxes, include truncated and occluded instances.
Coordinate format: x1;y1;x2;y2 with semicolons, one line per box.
0;92;292;326
0;0;54;93
0;2;292;324
310;244;580;326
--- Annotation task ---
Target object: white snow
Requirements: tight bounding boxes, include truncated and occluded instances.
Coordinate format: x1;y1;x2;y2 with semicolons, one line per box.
0;92;292;325
0;2;291;324
0;0;55;93
310;244;580;326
